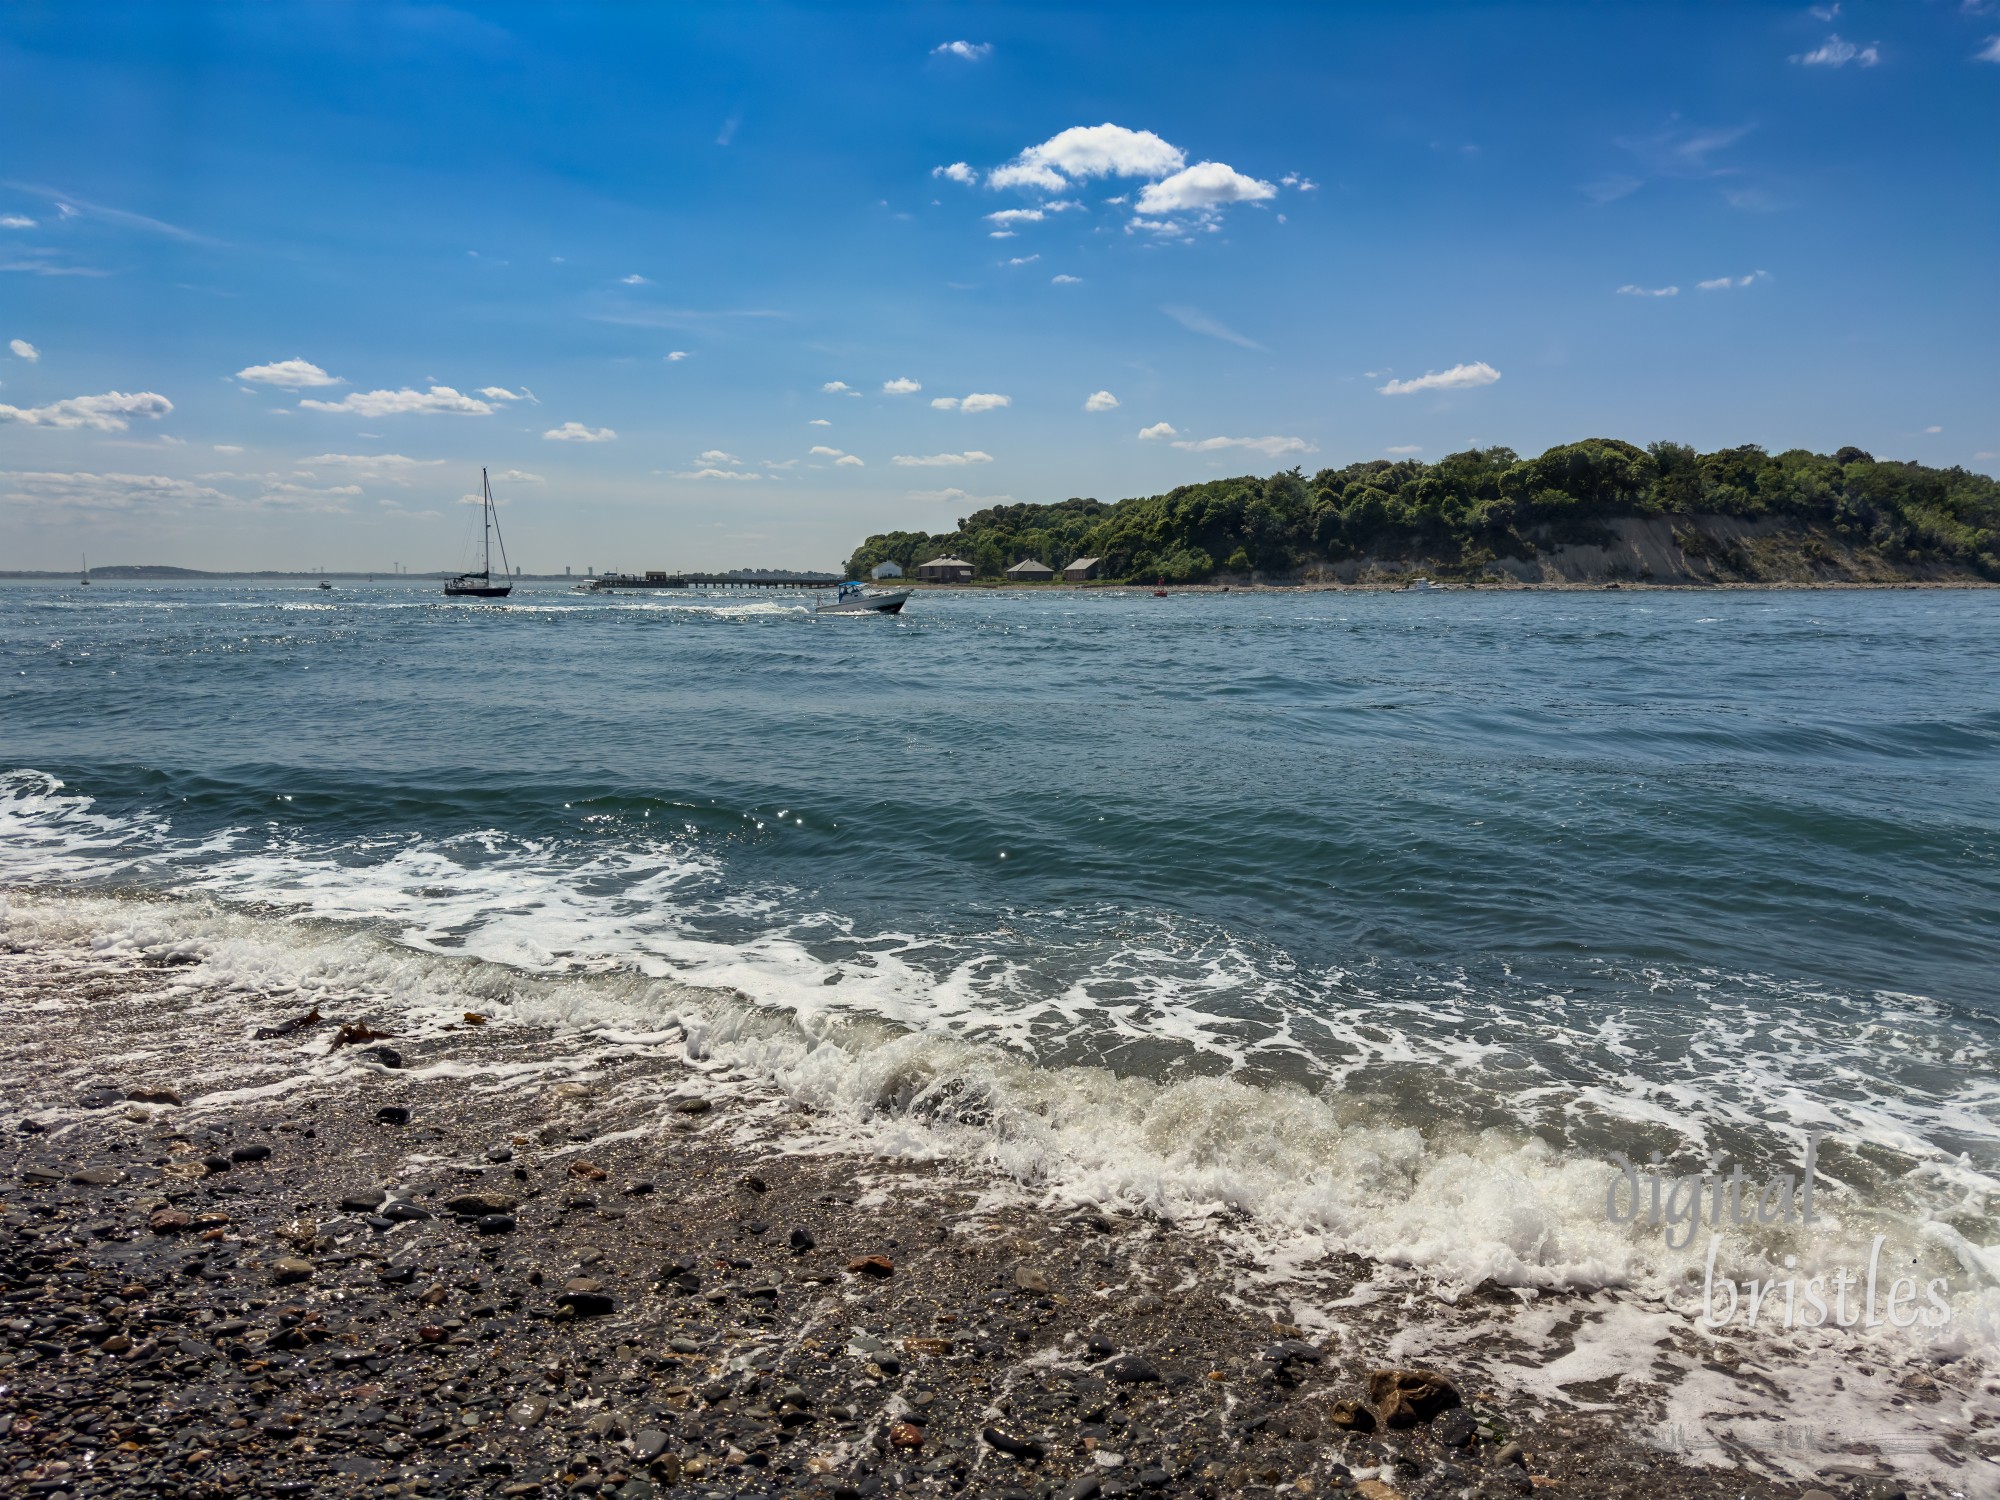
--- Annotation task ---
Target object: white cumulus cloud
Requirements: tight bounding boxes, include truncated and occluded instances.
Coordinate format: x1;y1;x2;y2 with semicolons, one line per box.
835;454;864;467
478;386;534;402
809;445;847;457
1084;390;1119;412
9;338;38;362
666;350;689;361
930;393;1010;413
808;418;832;427
986;208;1045;226
892;451;995;467
821;380;861;396
1794;34;1879;66
0;216;35;229
1617;284;1679;297
698;449;741;465
933;40;992;60
1052;274;1083;284
237;357;342;388
933;162;977;184
1137;422;1177;440
1135;161;1277;213
883;377;922;394
0;390;174;431
673;467;760;481
990;124;1186;192
621;274;650;285
1169;434;1315;457
301;386;494;416
1378;362;1501;396
544;421;616;442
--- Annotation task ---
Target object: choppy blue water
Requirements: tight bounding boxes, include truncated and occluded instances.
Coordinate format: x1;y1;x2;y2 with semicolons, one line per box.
3;580;1998;1316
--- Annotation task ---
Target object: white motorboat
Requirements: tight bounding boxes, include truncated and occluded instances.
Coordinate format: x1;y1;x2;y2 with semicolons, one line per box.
817;582;910;615
1398;577;1440;592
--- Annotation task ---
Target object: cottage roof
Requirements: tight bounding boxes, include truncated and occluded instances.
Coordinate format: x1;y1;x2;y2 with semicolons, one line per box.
1006;558;1054;575
920;556;972;567
1064;556;1101;570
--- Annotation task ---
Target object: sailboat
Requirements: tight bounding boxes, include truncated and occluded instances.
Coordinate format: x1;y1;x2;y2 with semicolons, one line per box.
444;468;513;598
80;552;90;586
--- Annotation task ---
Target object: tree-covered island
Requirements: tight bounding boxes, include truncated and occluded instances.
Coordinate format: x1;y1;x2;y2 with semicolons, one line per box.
845;440;2000;586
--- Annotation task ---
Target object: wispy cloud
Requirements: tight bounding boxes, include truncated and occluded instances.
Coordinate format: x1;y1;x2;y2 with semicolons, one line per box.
907;487;1013;504
1378;362;1501;396
544;421;616;442
1793;34;1879;67
698;449;741;465
883;377;921;394
809;445;864;466
1977;37;2000;62
673;467;759;480
1169;434;1314;457
0;181;215;244
1697;269;1770;290
9;338;39;362
0;215;34;229
1;470;231;512
237;358;342;389
892;451;995;467
1616;284;1679;297
808;418;832;427
932;40;992;61
930;393;1010;413
1162;304;1265;351
1052;274;1083;285
0;390;173;431
666;351;689;362
1084;390;1119;412
301;385;493;416
620;273;651;285
821;380;861;397
1137;422;1177;440
297;453;444;485
1385;445;1423;454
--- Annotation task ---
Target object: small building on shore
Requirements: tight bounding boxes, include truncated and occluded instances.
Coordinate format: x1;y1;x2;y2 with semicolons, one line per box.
1062;556;1102;582
916;556;974;583
869;560;904;580
1006;558;1055;582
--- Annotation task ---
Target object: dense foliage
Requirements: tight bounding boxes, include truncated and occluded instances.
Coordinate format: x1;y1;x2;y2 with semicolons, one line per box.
845;441;2000;582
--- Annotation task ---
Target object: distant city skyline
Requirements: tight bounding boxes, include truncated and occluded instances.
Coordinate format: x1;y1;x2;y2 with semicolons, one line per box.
3;1;1997;572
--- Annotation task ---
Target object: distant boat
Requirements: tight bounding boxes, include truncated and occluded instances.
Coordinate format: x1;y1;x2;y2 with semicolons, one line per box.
817;581;910;616
80;553;89;586
1397;577;1439;592
319;579;333;591
445;468;513;599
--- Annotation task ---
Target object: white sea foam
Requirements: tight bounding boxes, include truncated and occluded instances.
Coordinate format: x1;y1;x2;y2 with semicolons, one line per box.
2;769;1997;1487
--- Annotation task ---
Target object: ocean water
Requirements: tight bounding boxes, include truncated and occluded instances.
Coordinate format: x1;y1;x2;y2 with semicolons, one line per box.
3;579;1998;1354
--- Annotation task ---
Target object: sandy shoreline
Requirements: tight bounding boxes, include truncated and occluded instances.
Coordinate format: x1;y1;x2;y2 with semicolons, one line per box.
0;895;1981;1500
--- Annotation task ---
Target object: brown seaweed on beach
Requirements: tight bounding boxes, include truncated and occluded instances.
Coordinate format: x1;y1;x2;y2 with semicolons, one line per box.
251;1004;322;1039
330;1020;391;1048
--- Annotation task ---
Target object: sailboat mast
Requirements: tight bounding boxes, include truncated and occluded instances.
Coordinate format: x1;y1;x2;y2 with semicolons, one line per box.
482;467;493;578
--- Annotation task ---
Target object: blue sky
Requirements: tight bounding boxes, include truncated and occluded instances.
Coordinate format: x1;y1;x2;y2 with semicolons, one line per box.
2;1;1997;573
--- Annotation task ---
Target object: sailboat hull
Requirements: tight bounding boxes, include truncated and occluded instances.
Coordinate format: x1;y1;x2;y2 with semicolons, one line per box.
444;584;512;598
